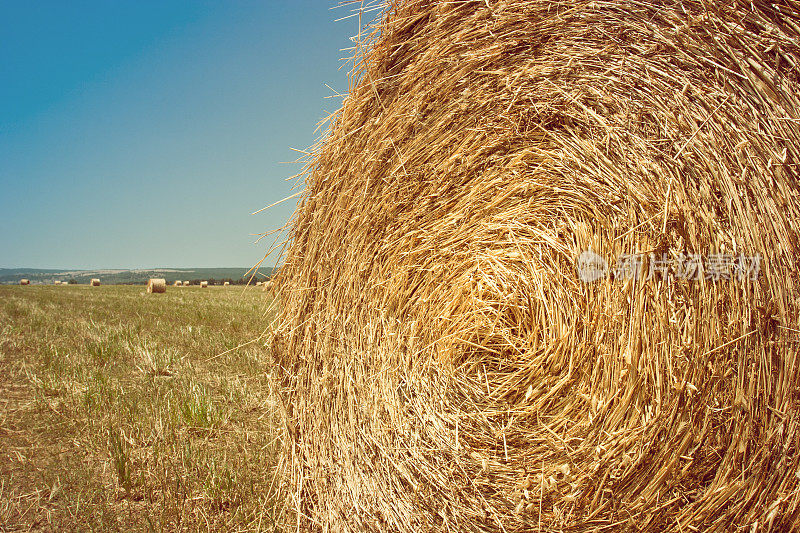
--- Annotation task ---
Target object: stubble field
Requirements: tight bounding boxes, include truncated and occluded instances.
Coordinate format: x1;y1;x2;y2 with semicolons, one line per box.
0;284;283;531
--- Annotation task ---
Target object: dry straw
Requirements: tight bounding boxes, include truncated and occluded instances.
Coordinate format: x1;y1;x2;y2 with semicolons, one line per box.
200;281;208;288
147;278;167;293
19;279;30;286
271;1;800;531
89;279;100;287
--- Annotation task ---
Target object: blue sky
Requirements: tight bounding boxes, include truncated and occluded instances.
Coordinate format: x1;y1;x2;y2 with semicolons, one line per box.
0;1;365;269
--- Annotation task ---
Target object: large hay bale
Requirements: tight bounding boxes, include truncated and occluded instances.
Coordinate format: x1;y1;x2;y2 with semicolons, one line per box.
183;281;190;287
272;1;800;531
89;279;100;287
147;278;167;294
174;280;182;287
54;280;61;285
200;281;208;288
19;279;29;286
223;281;230;286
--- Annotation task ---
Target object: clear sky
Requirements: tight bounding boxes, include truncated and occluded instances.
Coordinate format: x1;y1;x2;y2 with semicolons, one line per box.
0;1;364;269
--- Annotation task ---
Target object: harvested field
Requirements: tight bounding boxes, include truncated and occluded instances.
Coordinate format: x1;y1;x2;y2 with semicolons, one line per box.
0;285;282;530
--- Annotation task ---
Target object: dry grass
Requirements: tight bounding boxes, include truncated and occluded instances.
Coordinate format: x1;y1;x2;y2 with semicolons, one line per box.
0;284;284;531
272;1;800;531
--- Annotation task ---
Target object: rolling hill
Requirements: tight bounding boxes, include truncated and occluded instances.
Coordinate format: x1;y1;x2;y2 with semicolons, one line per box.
0;267;274;285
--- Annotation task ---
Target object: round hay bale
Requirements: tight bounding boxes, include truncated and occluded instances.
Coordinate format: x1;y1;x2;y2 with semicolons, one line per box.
183;281;190;287
200;281;208;288
256;281;263;287
147;278;166;294
19;279;30;286
174;280;182;287
262;280;273;292
54;280;61;285
89;279;100;287
223;281;230;286
272;1;800;531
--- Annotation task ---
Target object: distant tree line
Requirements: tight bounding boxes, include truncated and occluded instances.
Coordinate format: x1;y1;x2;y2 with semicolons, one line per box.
183;277;272;286
117;277;270;286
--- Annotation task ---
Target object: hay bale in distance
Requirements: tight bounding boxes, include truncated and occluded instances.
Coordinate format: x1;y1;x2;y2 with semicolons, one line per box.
147;278;166;294
54;280;61;285
256;281;263;287
89;279;100;287
183;281;190;287
200;281;208;288
272;1;800;531
174;280;182;287
19;279;30;285
262;280;273;292
223;281;230;286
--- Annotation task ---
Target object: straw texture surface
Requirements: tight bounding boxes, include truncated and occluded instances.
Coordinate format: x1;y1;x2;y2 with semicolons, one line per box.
147;278;167;293
272;1;800;531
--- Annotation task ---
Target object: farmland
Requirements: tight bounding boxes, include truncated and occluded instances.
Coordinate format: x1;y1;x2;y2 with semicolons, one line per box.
0;284;283;531
0;268;274;286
